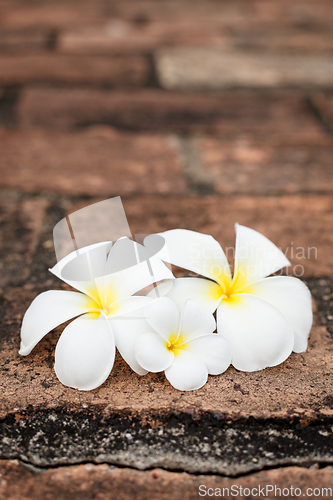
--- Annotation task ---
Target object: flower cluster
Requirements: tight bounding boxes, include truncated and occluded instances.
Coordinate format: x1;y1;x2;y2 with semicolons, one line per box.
20;224;313;392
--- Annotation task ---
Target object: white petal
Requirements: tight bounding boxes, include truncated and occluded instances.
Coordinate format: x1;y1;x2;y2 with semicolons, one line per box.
111;311;150;375
217;293;294;372
19;290;95;356
145;229;231;286
165;350;208;391
179;300;216;342
185;335;231;375
144;297;180;341
50;241;111;298
110;296;154;318
249;276;313;353
134;332;174;372
233;224;291;289
96;257;174;302
149;277;222;314
54;315;115;391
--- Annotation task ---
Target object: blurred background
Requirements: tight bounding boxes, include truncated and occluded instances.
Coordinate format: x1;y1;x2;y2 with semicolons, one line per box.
0;0;333;284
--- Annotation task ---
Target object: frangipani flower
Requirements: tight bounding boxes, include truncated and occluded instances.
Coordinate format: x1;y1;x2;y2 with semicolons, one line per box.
146;225;313;372
19;238;173;390
134;297;231;391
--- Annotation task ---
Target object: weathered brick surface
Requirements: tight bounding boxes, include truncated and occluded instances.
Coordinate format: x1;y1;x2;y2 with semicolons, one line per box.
156;49;333;90
198;137;333;195
0;462;332;500
0;194;49;288
18;88;324;140
0;54;149;86
0;128;186;196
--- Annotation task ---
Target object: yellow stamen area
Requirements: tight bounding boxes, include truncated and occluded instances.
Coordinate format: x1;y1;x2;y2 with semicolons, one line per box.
84;284;119;318
212;266;253;307
166;333;187;356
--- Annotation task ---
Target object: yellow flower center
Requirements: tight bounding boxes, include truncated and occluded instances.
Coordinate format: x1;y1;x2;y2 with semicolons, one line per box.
84;284;119;318
166;333;187;356
213;266;253;306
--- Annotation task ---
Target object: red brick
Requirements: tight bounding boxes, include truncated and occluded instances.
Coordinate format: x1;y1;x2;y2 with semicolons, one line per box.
0;54;149;86
0;127;186;196
0;28;50;52
198;137;333;195
18;88;324;140
0;462;332;500
58;20;229;55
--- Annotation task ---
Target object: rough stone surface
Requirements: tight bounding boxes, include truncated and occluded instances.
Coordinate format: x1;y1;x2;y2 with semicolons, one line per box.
0;462;332;500
0;55;149;86
156;49;333;90
18;88;324;140
0;128;186;196
198;137;333;195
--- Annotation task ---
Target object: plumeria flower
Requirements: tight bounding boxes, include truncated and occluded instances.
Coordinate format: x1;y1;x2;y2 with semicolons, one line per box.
133;297;231;391
146;225;313;372
19;238;173;390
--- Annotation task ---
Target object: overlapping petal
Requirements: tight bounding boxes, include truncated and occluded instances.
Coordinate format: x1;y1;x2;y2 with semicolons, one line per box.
19;290;96;356
111;311;150;376
217;293;294;372
179;299;216;341
135;332;174;372
144;297;179;341
96;257;174;303
249;276;312;353
145;229;231;287
50;241;111;299
54;314;115;391
165;350;208;391
108;296;153;318
232;224;291;290
184;335;231;375
150;277;222;314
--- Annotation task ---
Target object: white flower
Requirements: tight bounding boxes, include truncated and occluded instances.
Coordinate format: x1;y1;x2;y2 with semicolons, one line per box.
146;224;313;372
133;297;231;391
19;238;173;390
